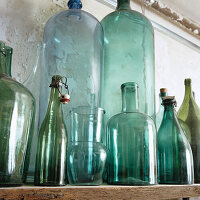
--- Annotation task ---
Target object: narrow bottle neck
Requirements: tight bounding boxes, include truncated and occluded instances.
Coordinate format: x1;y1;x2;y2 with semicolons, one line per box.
184;83;193;99
121;84;138;112
47;87;62;113
158;92;167;112
117;0;131;10
163;104;176;119
0;49;12;76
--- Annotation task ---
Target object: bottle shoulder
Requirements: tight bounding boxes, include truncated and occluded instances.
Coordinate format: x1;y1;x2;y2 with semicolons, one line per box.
44;9;103;42
0;74;35;103
107;111;155;126
101;9;153;33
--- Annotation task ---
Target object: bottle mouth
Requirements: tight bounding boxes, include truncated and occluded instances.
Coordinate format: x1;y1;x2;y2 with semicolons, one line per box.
184;78;191;85
162;96;177;106
121;82;138;89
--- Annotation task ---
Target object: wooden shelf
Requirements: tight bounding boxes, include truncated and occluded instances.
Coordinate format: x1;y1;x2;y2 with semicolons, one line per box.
0;184;200;200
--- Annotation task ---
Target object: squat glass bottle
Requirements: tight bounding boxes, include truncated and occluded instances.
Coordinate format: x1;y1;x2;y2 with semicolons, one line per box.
34;75;67;186
157;96;194;184
107;82;157;185
0;41;35;186
177;78;200;183
101;0;155;123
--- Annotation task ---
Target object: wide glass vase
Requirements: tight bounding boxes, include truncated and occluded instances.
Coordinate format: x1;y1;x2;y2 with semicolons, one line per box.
101;0;155;123
67;141;107;185
0;41;35;186
107;82;157;185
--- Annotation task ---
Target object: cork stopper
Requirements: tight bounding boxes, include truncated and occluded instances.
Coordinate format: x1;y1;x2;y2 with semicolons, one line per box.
160;88;167;93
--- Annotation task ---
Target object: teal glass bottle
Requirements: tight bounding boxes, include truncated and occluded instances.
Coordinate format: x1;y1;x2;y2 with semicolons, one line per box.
107;82;157;185
101;0;155;124
155;88;168;131
177;79;200;183
157;96;194;184
34;75;67;186
0;41;35;186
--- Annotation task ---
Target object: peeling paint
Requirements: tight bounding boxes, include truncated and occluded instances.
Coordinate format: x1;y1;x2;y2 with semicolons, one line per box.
134;0;200;39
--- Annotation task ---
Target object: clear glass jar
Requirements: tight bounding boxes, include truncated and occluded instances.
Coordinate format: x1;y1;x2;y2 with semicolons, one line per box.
67;141;107;185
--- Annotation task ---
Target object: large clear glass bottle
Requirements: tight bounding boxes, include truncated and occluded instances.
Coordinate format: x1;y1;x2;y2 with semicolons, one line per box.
34;75;67;186
0;41;35;186
155;88;168;131
107;82;157;185
101;0;155;123
177;78;200;183
157;96;194;184
41;0;103;128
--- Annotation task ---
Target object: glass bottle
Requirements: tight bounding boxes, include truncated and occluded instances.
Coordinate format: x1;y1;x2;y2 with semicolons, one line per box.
157;96;194;184
41;0;103;130
155;88;168;130
0;41;35;186
177;78;200;183
101;0;155;124
34;75;68;186
107;82;157;185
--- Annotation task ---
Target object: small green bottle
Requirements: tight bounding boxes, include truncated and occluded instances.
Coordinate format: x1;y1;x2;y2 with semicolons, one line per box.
157;96;194;184
34;75;68;186
155;88;168;131
107;82;157;185
177;78;200;183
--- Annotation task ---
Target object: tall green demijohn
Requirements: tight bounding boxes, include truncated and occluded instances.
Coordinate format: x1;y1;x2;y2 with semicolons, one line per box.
0;41;35;186
107;82;157;185
177;78;200;183
101;0;155;123
157;96;194;184
34;75;68;186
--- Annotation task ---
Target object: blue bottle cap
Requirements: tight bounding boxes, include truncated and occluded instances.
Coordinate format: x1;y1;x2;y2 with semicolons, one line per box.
68;0;82;9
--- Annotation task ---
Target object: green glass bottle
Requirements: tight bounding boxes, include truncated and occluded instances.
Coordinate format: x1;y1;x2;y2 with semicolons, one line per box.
177;78;200;183
101;0;155;125
155;88;168;131
34;75;68;186
107;82;157;185
0;41;35;186
157;96;194;184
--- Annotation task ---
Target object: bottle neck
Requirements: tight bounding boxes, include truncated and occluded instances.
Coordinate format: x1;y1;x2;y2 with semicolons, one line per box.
117;0;131;10
184;83;193;100
163;104;176;120
47;87;62;114
121;83;139;112
0;47;12;76
158;92;167;111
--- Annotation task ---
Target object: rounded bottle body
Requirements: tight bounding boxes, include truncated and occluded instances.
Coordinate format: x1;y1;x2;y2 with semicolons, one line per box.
0;42;35;186
158;97;194;184
177;79;200;183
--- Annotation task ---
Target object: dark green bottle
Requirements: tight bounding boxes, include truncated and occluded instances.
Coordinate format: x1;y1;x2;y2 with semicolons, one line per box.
157;96;194;184
107;82;157;185
34;75;67;186
177;78;200;183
